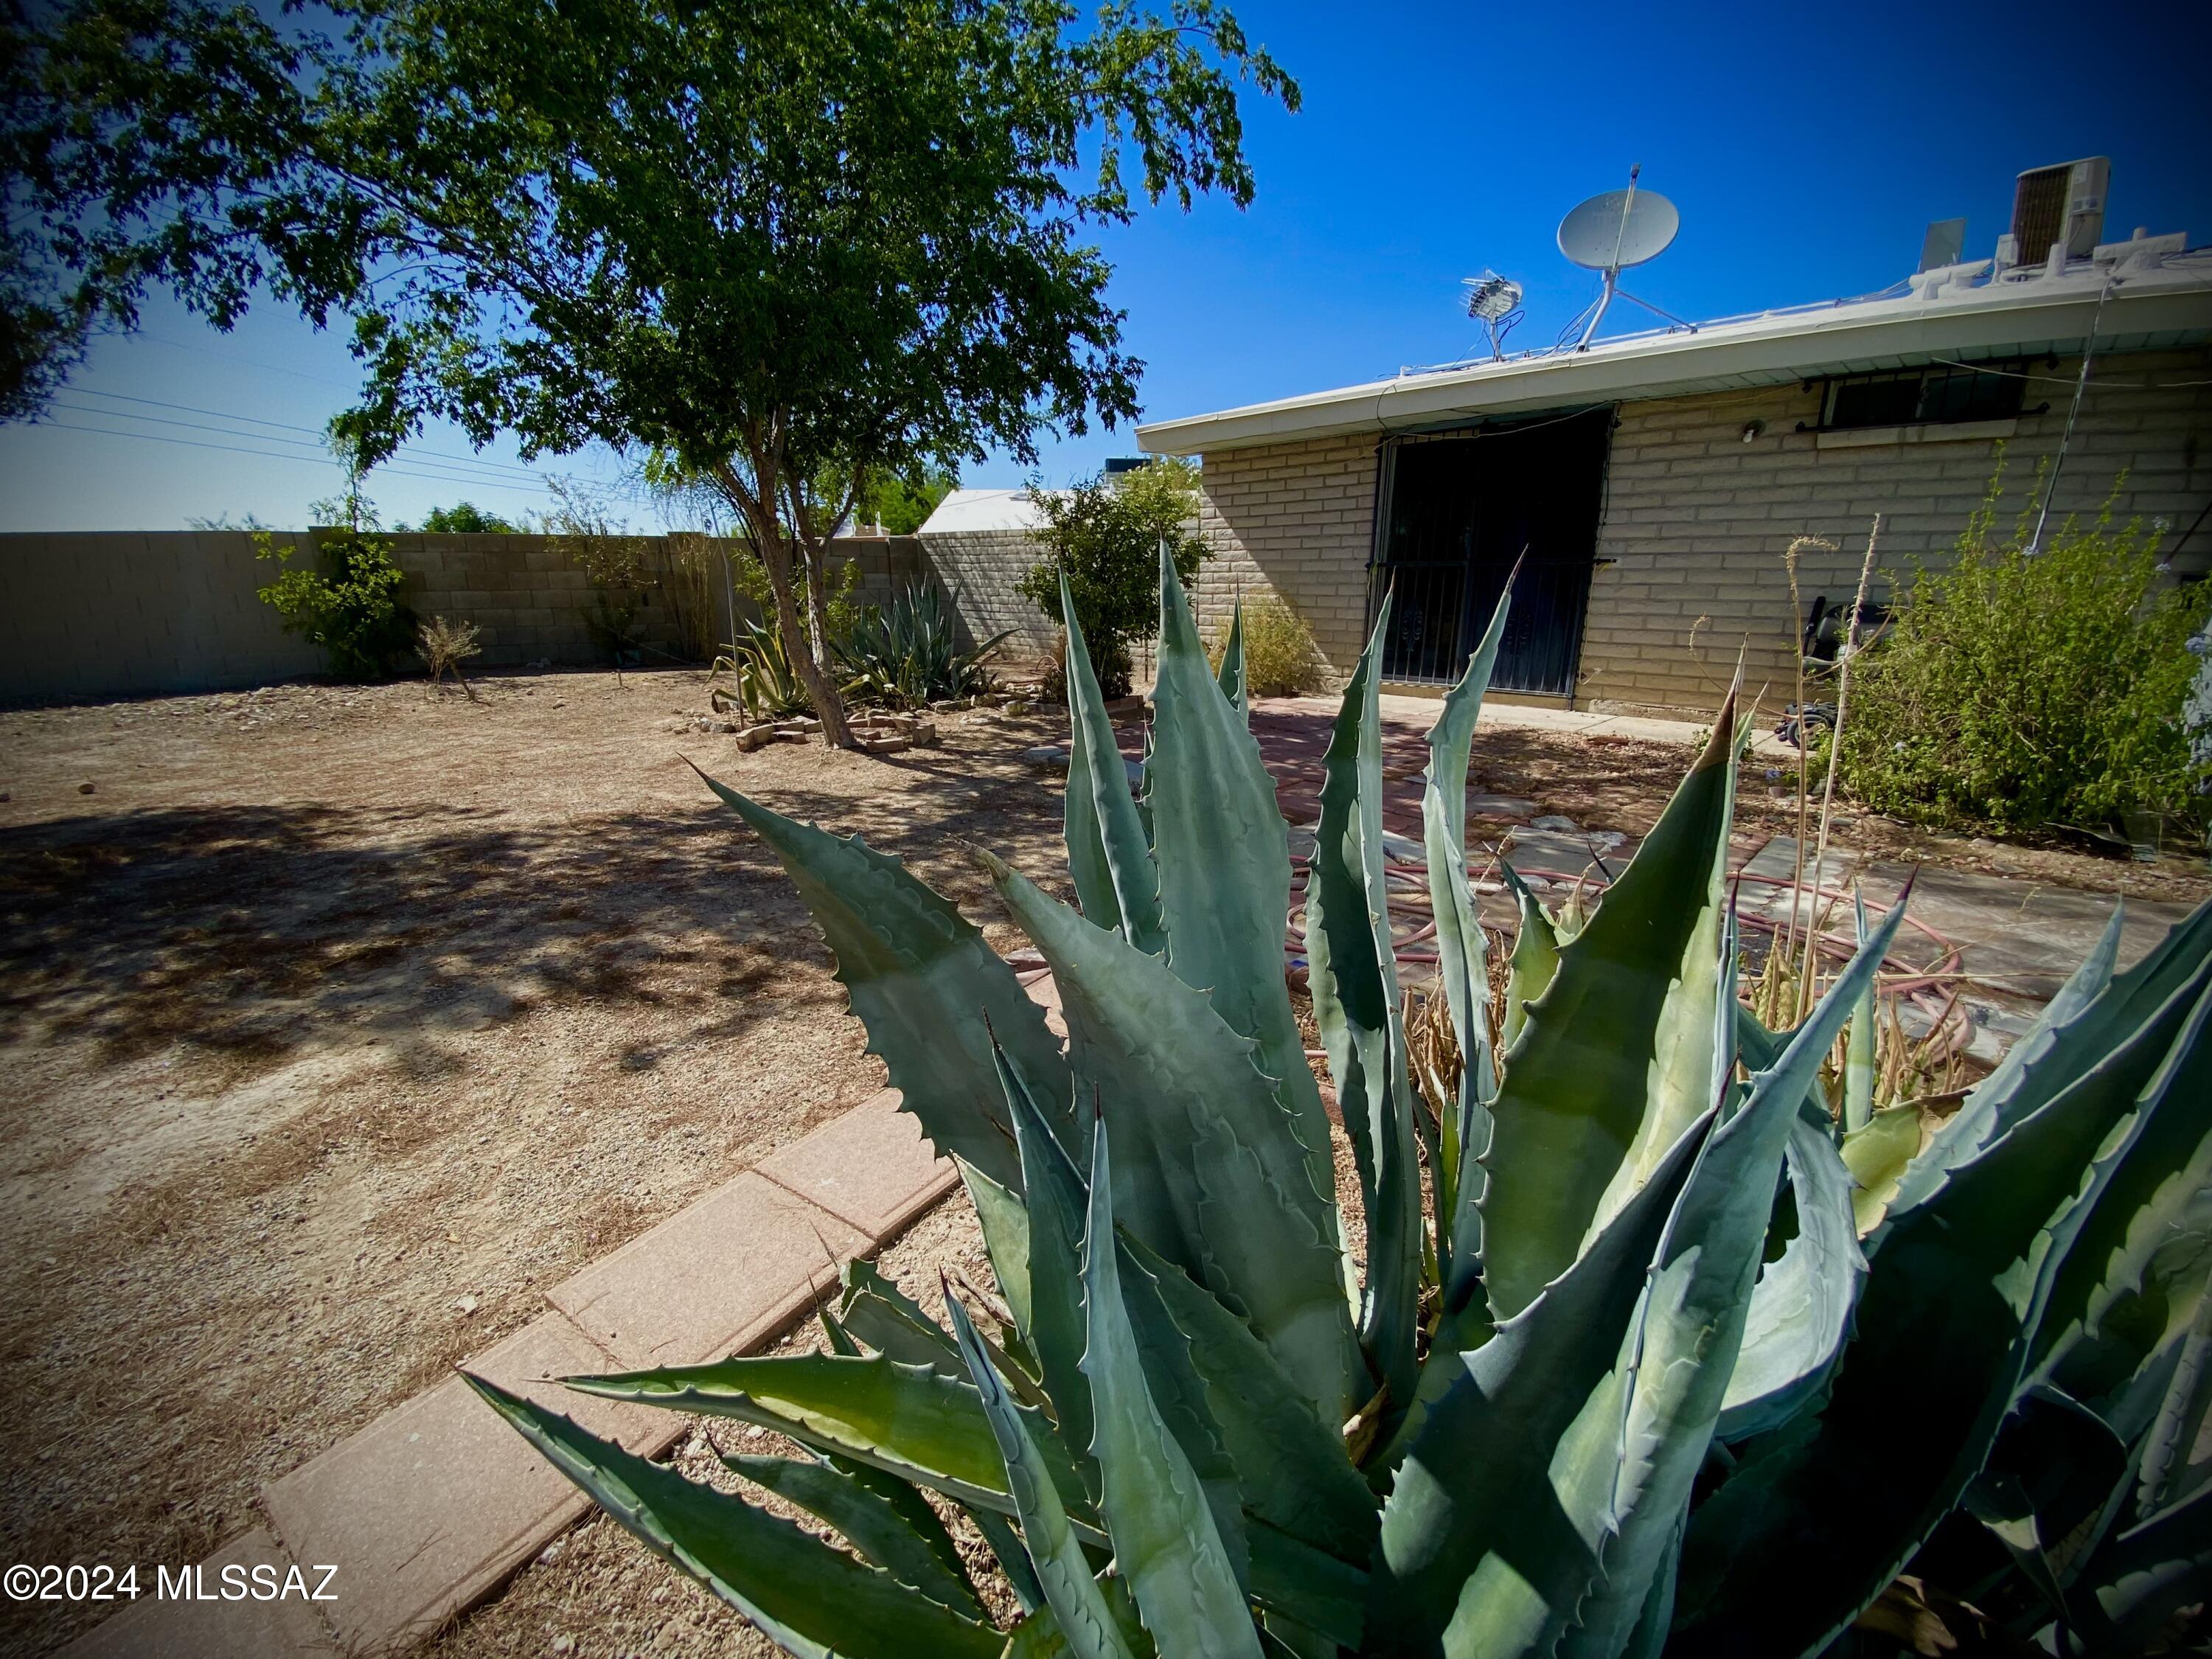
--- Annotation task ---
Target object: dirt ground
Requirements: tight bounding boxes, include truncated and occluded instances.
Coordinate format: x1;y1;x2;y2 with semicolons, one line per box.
1455;723;2211;908
1;668;2202;1658
0;669;1074;1657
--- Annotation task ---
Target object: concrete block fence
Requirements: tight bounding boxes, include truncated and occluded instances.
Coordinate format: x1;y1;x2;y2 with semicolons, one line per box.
0;531;934;705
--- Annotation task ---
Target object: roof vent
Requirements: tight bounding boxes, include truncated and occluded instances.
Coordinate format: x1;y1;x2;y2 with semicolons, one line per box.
2011;157;2109;262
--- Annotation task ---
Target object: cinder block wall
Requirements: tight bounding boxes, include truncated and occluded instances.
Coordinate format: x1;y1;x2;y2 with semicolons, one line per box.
389;532;685;668
1188;345;2212;716
1190;433;1379;670
917;526;1058;655
1579;345;2212;717
0;529;923;703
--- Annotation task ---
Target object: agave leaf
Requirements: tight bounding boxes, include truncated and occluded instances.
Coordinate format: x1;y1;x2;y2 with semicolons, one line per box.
1961;1383;2131;1623
1118;1228;1379;1564
839;1257;964;1377
1843;893;1877;1134
1498;858;1557;1053
1148;548;1338;1229
1478;692;1739;1321
1420;577;1512;1307
562;1348;1085;1526
2136;1292;2212;1514
465;1375;1002;1659
1365;1105;1711;1653
1671;917;2212;1658
1112;1237;1251;1582
2055;1478;2212;1656
698;772;1070;1188
725;1449;985;1618
1305;593;1422;1403
2027;969;2212;1405
999;1044;1101;1500
960;1155;1034;1339
971;1503;1047;1615
1079;1124;1265;1659
1564;897;1903;1657
1888;900;2205;1224
1060;571;1164;955
1217;599;1247;717
1248;1521;1368;1650
1006;1574;1158;1659
1582;679;1739;1246
1840;1103;1924;1234
945;1289;1136;1659
984;851;1363;1428
1717;1115;1868;1440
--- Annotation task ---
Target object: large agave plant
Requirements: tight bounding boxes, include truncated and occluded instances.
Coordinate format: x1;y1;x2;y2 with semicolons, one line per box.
473;554;2212;1658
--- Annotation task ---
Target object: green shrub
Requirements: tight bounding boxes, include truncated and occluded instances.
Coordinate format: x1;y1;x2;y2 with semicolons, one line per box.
253;523;414;681
1840;470;2212;834
1211;593;1323;697
471;554;2212;1658
1016;459;1208;699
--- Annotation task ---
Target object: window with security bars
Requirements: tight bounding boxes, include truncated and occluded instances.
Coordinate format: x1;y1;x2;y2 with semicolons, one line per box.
1818;361;2030;431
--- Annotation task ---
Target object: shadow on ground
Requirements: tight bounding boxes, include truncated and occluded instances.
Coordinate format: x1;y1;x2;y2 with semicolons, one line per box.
0;777;1059;1080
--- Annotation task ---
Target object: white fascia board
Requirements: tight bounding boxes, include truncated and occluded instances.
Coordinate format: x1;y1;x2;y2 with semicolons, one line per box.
1135;278;2212;456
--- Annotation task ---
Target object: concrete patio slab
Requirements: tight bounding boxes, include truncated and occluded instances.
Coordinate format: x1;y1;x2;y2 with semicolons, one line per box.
545;1169;867;1371
55;1529;338;1659
262;1311;661;1656
756;1087;960;1239
1855;860;2191;1001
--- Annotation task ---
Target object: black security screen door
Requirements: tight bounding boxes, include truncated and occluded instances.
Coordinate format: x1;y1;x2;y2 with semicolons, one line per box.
1368;406;1613;695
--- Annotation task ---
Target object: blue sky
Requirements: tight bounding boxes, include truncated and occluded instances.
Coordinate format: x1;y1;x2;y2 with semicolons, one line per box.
3;0;2206;531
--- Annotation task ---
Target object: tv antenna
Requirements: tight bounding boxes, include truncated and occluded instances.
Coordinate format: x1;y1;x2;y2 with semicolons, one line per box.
1461;270;1524;360
1557;165;1694;350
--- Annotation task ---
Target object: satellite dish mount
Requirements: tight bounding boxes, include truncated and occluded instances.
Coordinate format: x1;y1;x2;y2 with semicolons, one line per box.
1558;165;1695;351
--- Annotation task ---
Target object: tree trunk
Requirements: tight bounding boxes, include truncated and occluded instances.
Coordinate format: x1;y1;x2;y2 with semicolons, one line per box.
758;525;853;748
711;455;855;749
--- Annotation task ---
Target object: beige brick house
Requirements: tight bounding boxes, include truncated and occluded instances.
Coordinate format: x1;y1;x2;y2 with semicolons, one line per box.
1132;233;2212;719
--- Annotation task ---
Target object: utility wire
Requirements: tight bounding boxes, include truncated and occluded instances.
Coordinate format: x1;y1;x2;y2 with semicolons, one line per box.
58;389;554;483
26;418;557;497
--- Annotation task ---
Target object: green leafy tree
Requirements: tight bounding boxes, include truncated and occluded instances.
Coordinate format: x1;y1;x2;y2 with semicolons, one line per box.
1017;458;1206;698
7;0;1297;746
860;467;958;536
404;501;517;533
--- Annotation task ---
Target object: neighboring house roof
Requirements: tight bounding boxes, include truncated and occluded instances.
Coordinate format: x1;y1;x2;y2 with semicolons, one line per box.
1136;243;2212;456
917;487;1065;535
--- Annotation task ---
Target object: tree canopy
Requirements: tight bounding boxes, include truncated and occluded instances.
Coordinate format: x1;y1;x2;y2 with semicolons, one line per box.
403;502;518;534
7;0;1295;739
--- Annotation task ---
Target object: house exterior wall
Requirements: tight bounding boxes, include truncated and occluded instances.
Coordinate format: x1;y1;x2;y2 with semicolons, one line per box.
1189;344;2212;717
1189;432;1380;668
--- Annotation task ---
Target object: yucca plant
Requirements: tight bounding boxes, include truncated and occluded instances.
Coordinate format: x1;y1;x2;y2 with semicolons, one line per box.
471;555;2212;1658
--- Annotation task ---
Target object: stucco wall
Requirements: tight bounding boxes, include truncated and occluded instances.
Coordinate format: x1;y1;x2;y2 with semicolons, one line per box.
1188;345;2212;716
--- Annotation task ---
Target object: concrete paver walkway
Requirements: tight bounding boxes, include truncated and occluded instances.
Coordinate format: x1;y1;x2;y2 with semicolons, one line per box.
62;1071;975;1658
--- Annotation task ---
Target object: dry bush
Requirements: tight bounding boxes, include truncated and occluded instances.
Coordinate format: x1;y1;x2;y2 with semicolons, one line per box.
1220;594;1324;697
417;614;483;696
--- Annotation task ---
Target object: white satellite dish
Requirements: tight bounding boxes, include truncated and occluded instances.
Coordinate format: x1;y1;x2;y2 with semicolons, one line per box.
1557;166;1696;350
